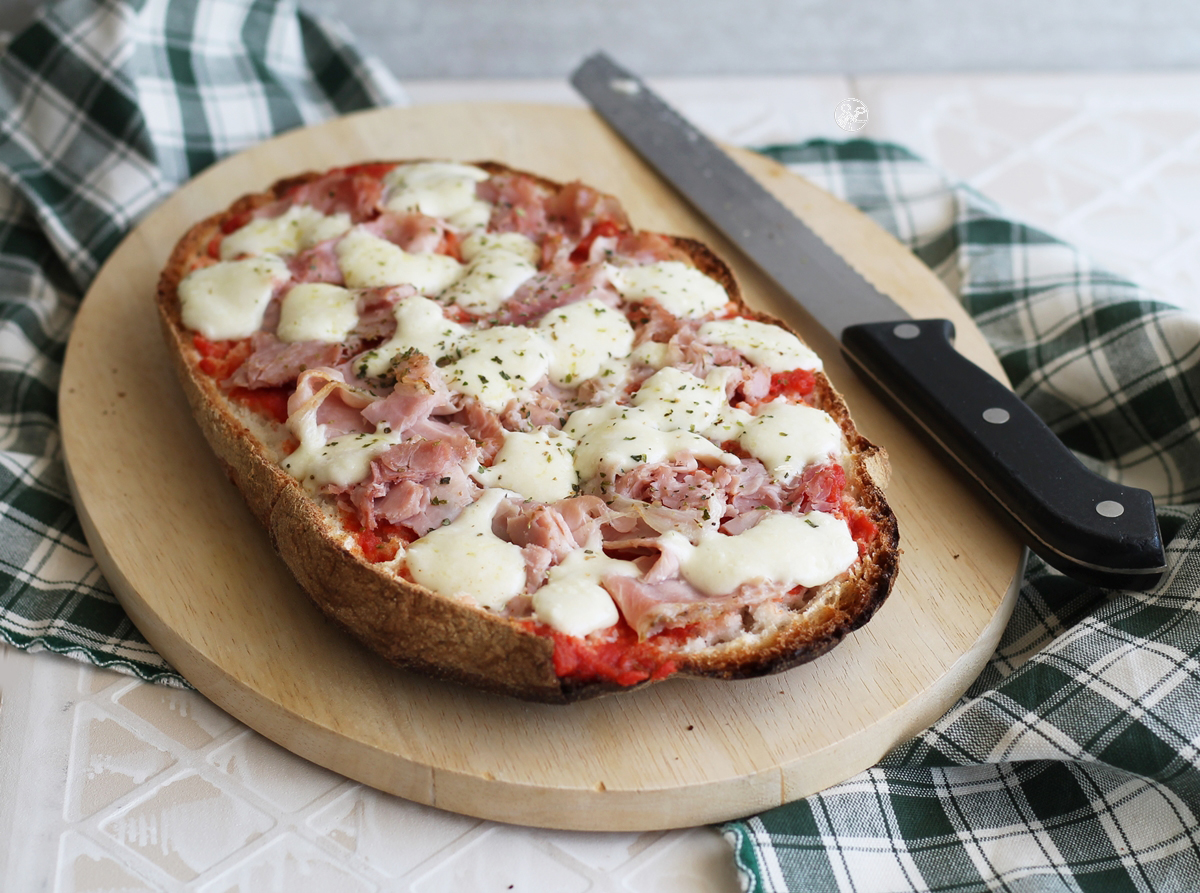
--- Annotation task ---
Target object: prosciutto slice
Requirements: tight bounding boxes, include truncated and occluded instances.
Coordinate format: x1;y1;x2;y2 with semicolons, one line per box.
228;332;341;389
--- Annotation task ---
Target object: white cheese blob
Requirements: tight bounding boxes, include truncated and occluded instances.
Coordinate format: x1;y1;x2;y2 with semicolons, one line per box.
474;427;579;502
360;295;467;377
703;403;755;442
660;511;858;597
383;161;491;218
736;402;843;482
630;340;672;370
359;297;550;409
449;200;493;231
336;226;463;293
281;389;401;490
404;489;527;610
444;325;551;411
531;543;639;638
569;404;737;481
220;205;351;260
460;231;539;265
631;366;736;433
178;256;290;340
607;261;729;318
538;298;635;388
277;283;358;343
440;232;538;315
698;317;821;372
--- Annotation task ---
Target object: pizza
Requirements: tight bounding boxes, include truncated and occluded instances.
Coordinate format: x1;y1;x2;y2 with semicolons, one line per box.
156;159;899;703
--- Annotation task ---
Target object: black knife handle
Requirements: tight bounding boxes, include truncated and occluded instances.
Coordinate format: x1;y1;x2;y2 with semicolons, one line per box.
841;319;1166;589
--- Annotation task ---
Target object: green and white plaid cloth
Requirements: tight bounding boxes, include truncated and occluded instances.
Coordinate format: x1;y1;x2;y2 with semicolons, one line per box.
0;0;403;685
722;143;1200;891
3;2;1200;889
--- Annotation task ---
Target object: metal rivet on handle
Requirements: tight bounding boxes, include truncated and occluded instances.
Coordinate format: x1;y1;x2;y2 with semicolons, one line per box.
893;323;921;340
1096;500;1125;518
982;408;1010;425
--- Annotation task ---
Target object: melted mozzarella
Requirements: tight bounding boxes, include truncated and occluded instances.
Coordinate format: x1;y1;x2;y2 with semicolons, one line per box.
607;261;729;317
277;283;358;343
281;398;401;491
736;402;843;482
531;541;639;637
336;227;463;293
382;162;491;218
441;233;538;315
178;256;290;340
704;404;755;442
359;295;466;377
460;231;539;264
444;325;551;411
404;489;527;610
569;404;737;481
448;200;493;230
538;298;635;388
660;511;858;597
474;427;579;502
220;205;351;260
631;366;736;433
630;340;672;370
359;297;550;409
698;317;821;372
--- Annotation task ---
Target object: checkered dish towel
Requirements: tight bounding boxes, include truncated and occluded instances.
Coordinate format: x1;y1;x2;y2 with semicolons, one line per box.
3;4;1200;891
0;0;403;684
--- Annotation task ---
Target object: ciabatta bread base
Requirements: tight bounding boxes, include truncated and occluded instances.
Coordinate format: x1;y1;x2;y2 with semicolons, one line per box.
156;161;897;703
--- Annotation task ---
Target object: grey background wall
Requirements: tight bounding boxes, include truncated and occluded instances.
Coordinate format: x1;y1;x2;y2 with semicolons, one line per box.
294;0;1200;78
1;0;1199;77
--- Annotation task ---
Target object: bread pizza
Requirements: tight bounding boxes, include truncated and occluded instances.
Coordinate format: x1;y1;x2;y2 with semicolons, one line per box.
156;159;898;703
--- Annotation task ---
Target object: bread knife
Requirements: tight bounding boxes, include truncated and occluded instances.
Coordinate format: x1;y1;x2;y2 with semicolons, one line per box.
570;52;1166;590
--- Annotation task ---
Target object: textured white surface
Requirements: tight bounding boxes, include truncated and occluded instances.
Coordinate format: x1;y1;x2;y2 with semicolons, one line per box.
3;71;1198;890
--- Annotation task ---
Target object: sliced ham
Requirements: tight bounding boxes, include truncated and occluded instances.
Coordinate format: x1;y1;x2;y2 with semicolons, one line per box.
552;495;613;547
288;367;377;437
478;172;553;238
495;262;618;326
360;351;455;432
479;173;630;263
364;211;454;256
602;574;708;637
604;572;799;639
275;170;383;221
669;323;749;379
406;464;479;535
451;399;507;462
375;420;478;482
629;298;685;346
520;544;555;592
351;285;416;343
494;500;578;563
228;332;341;389
498;376;571;431
374;479;427;524
544;181;629;240
612;231;690;265
288;240;343;285
614;455;720;514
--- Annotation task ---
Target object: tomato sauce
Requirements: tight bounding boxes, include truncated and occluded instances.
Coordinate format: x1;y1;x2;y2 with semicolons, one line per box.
524;619;682;687
766;367;816;401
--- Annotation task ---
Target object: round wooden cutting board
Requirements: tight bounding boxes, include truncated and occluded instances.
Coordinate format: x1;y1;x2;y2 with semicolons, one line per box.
60;103;1023;832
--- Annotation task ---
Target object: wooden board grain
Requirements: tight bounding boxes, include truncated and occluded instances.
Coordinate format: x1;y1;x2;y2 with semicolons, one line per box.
60;103;1023;831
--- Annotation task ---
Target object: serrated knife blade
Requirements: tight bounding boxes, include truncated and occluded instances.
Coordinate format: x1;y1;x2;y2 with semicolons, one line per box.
571;52;1166;589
